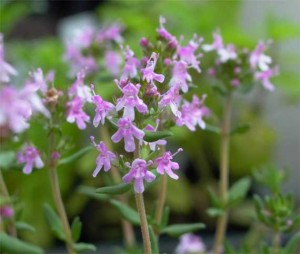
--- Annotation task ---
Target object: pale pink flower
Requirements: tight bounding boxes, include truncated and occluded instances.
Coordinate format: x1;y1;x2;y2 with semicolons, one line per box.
68;71;92;102
141;52;165;84
121;46;140;80
17;145;44;174
122;159;156;193
105;50;122;77
66;97;90;129
159;86;182;118
202;32;223;52
156;16;178;45
144;120;167;151
175;233;206;254
111;117;144;152
169;61;192;93
250;41;272;71
90;136;116;177
255;67;278;91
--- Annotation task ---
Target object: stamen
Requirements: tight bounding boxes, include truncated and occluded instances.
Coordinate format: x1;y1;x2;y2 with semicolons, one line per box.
172;148;183;157
90;136;97;146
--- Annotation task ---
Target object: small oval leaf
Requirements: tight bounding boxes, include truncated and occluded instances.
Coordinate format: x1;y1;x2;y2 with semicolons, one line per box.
73;242;96;253
110;199;140;225
96;183;131;195
71;217;82;242
144;130;173;142
161;223;205;237
58;146;93;166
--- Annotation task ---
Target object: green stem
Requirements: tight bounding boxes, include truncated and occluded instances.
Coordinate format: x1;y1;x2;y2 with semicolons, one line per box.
133;139;151;254
0;169;17;237
272;230;280;254
213;92;233;254
100;126;136;248
48;134;76;254
154;174;167;235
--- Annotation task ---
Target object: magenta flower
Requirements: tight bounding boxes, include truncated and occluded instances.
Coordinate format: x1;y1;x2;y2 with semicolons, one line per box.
105;50;122;77
250;41;272;71
111;117;145;152
0;205;14;218
122;159;156;193
177;35;202;72
91;85;115;127
116;82;148;120
141;52;165;84
17;145;44;174
156;16;178;45
255;67;278;91
169;61;192;93
144;120;167;151
155;149;183;180
66;97;90;129
159;86;182;118
176;95;209;131
175;233;206;254
0;34;17;83
90;136;116;177
121;46;140;80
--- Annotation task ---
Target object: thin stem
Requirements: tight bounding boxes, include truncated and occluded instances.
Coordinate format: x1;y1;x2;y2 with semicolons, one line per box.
135;193;151;254
272;230;280;254
154;174;167;235
213;92;233;254
100;125;136;248
48;133;75;254
0;169;17;237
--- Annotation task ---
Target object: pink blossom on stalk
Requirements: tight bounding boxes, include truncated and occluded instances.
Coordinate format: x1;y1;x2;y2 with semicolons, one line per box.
255;67;278;91
66;97;90;129
141;52;165;84
90;85;115;127
122;159;156;193
90;136;116;177
68;71;92;102
116;82;148;120
250;41;272;71
144;120;167;151
111;117;145;152
176;95;209;131
175;233;206;254
156;16;178;45
202;32;224;52
169;61;192;93
177;35;203;72
28;68;48;93
231;79;240;87
0;205;14;218
159;85;182;118
121;46;140;80
155;149;183;180
105;50;122;77
0;34;17;83
97;23;123;44
17;145;44;174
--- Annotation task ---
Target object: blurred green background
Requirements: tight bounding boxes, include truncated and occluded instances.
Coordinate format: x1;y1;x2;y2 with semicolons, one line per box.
0;0;299;250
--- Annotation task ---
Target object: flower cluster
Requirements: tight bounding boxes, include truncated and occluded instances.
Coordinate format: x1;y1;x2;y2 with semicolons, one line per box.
203;31;278;92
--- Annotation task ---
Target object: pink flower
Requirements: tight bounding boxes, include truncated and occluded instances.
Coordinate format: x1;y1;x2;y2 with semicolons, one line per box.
177;35;202;72
169;61;192;93
68;71;92;102
105;50;122;77
255;67;278;91
121;46;140;80
175;233;206;254
141;52;165;84
202;32;223;52
176;95;209;131
91;85;115;127
159;86;182;118
250;41;272;71
0;34;17;83
155;149;183;180
144;120;167;151
122;159;156;193
28;68;48;93
66;97;90;129
98;23;123;44
231;79;240;87
116;82;148;120
17;145;44;174
0;205;14;218
156;16;178;46
90;136;116;177
111;117;144;152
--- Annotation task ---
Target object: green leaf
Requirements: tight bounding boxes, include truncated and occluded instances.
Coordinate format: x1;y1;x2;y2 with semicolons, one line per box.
204;124;221;134
58;146;93;166
43;203;65;241
77;186;110;201
73;242;96;253
16;221;36;233
0;151;15;169
149;225;159;254
144;130;173;142
207;187;223;208
161;223;205;237
206;207;224;217
96;183;131;195
228;177;251;207
110;199;140;225
161;206;170;229
282;232;300;254
0;232;43;254
71;217;82;242
224;240;236;254
230;124;250;135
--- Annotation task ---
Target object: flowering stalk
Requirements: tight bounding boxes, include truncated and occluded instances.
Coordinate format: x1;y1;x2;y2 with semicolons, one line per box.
213;92;232;254
48;129;75;254
0;169;16;237
272;230;280;254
